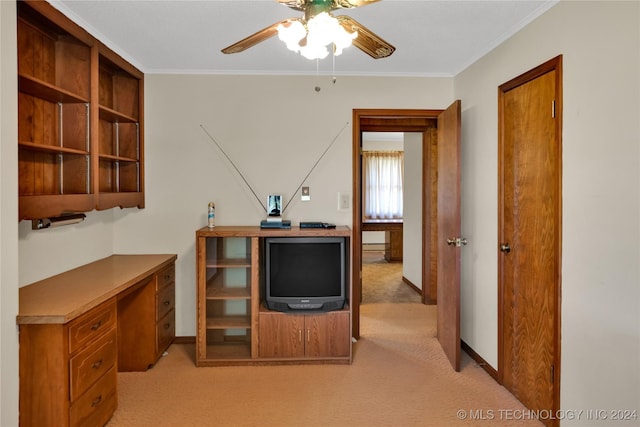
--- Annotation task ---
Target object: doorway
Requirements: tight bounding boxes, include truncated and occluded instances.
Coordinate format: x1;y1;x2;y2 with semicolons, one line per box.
351;109;439;338
360;132;422;305
498;56;562;426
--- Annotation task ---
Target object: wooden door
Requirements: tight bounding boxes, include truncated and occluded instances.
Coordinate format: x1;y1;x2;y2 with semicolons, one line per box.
258;312;305;358
498;56;562;426
306;311;350;357
436;100;462;371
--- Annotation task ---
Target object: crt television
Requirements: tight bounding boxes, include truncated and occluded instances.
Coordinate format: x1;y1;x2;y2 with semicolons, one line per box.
264;236;347;312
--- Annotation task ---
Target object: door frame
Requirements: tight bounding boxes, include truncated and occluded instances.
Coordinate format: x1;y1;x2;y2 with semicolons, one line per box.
497;55;563;422
352;109;440;339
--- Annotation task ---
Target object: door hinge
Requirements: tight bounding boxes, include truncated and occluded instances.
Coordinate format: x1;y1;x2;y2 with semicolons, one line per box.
552;100;556;118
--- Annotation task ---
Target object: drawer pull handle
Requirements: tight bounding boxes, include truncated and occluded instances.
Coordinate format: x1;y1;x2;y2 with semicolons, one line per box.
164;274;171;280
163;300;171;306
92;359;103;369
164;323;171;329
90;320;102;331
91;395;102;407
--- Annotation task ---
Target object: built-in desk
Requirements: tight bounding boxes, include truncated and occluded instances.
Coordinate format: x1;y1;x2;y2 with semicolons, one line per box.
362;220;403;262
17;254;177;427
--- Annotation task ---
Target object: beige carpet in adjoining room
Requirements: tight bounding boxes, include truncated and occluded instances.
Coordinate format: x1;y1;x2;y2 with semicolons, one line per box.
108;303;542;427
361;251;422;304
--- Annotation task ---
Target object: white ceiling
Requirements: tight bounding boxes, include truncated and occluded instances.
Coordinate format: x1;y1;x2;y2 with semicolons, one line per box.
51;0;558;77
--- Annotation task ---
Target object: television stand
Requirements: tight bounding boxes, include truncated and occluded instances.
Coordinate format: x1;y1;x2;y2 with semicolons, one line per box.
258;303;350;359
195;225;352;366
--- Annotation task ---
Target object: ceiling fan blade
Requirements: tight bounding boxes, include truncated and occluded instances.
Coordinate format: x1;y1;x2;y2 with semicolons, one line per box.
332;0;382;9
337;15;395;59
221;19;294;54
276;0;381;12
275;1;305;12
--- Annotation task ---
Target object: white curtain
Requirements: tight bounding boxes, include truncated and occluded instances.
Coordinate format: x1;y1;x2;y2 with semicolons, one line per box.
363;151;404;219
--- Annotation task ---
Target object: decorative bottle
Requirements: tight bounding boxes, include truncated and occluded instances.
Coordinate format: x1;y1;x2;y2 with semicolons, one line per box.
207;202;215;228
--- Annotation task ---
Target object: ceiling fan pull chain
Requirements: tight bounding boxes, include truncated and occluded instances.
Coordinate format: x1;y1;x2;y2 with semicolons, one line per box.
332;50;337;84
315;59;323;93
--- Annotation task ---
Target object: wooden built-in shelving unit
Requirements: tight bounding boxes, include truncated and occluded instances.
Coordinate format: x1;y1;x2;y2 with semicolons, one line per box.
196;226;352;366
17;0;144;220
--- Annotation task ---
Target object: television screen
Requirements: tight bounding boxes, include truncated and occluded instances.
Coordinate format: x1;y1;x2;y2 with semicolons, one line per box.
265;237;346;312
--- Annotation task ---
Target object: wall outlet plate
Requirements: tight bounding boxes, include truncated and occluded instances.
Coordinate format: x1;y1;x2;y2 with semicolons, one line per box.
338;192;351;211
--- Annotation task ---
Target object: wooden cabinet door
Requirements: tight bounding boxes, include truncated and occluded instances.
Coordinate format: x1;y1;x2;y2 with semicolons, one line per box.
259;310;350;358
258;312;305;358
305;311;350;358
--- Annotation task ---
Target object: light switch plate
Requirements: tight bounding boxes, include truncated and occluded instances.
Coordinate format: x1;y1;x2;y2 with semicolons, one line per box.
301;186;310;201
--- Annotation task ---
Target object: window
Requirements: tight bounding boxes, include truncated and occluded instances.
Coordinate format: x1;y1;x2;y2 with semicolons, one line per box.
363;151;404;220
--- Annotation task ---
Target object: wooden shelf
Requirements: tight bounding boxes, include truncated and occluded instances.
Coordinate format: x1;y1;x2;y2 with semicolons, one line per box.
98;153;138;163
96;192;144;210
19;141;89;156
18;74;89;104
196;225;352;238
99;105;138;123
204;343;251;360
18;194;94;220
206;282;251;300
205;257;252;269
206;316;251;329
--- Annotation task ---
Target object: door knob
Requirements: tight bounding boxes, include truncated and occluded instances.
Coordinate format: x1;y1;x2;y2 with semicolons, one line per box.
500;243;511;253
447;237;468;247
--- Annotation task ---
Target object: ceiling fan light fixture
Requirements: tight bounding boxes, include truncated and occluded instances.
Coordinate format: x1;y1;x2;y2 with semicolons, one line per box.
332;22;358;56
277;20;306;51
277;12;357;60
300;40;330;59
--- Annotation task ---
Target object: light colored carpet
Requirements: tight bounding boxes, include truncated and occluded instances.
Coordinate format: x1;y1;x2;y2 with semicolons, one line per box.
361;251;422;304
108;303;542;427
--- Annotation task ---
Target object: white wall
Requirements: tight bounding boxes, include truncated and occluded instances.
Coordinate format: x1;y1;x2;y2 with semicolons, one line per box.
362;231;384;246
112;74;453;337
455;0;639;420
403;132;422;288
18;210;115;285
0;2;19;425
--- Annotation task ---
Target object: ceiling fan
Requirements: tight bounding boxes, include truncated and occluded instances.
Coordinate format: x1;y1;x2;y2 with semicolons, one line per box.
221;0;395;60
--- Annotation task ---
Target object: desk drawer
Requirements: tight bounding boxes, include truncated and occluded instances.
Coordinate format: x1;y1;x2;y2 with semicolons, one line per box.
69;366;117;427
157;282;175;320
158;264;175;289
157;309;175;353
70;329;116;401
68;300;116;354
